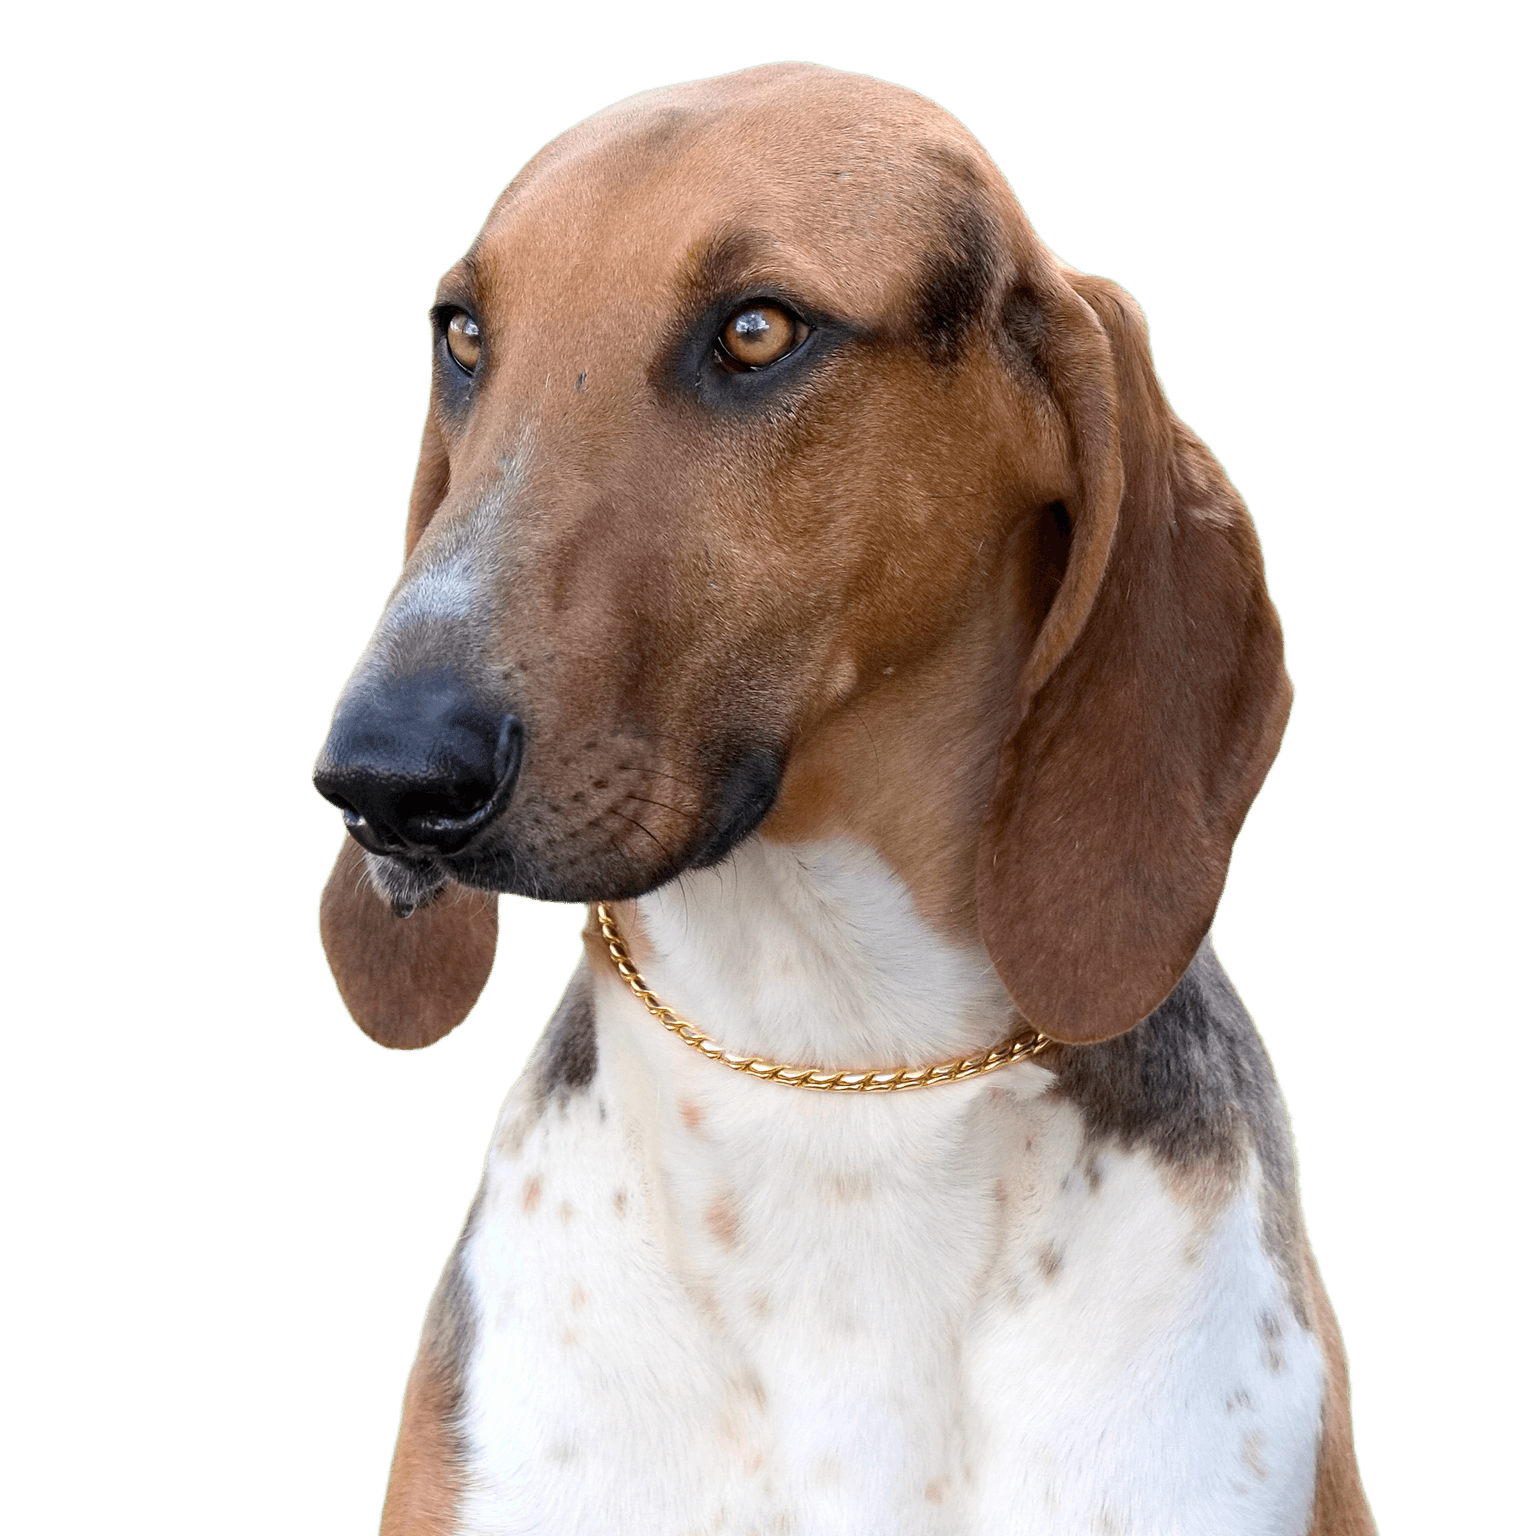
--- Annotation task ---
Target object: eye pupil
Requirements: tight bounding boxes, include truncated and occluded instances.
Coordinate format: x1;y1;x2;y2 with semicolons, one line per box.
446;311;481;372
719;303;804;368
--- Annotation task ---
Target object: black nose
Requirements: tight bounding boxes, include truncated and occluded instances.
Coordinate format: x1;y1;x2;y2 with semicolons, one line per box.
314;668;522;856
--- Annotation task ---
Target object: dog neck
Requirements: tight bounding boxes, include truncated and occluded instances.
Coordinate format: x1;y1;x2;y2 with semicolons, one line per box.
622;835;1017;1074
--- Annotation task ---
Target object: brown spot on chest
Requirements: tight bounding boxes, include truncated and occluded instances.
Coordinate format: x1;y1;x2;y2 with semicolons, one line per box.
1164;1157;1244;1234
705;1193;741;1248
522;1175;543;1212
1260;1310;1287;1374
1244;1429;1269;1480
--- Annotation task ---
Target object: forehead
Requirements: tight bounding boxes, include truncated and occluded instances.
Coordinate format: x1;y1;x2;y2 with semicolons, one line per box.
462;65;1022;323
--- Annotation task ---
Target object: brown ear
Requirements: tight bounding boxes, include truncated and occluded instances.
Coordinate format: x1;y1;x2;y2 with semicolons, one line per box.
320;837;498;1049
318;409;498;1049
978;272;1292;1043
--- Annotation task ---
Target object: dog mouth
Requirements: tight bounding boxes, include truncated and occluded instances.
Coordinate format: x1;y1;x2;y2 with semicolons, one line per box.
361;850;450;918
352;740;785;913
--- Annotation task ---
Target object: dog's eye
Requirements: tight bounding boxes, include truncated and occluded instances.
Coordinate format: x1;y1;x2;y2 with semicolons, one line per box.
446;312;481;373
718;303;806;369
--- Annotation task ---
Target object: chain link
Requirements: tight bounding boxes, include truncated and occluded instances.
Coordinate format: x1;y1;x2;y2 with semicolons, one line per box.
595;902;1056;1092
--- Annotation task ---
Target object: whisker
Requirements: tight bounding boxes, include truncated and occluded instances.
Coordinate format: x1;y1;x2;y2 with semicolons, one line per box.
626;765;706;794
605;811;691;884
622;791;691;820
608;806;681;872
618;726;708;754
847;697;882;787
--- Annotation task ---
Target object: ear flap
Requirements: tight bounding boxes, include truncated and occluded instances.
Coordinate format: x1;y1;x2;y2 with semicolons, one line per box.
320;838;499;1049
978;272;1291;1043
319;410;500;1049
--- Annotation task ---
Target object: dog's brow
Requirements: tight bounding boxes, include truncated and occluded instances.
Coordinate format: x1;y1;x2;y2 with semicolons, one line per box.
674;229;783;309
435;256;479;309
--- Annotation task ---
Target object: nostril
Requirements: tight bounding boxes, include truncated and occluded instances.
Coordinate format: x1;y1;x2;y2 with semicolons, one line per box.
312;780;404;851
338;803;379;840
315;784;361;822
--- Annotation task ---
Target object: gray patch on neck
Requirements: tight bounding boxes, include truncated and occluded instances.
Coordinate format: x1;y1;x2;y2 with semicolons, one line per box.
1047;938;1309;1319
533;966;598;1106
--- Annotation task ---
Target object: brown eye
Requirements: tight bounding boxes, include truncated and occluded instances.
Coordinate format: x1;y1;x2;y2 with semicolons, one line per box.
446;311;481;372
719;303;805;368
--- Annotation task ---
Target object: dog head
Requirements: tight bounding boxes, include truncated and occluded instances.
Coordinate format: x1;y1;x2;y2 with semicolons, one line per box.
315;63;1289;1051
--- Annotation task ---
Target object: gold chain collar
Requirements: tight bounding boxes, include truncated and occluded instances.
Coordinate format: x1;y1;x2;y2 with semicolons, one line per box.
595;902;1057;1092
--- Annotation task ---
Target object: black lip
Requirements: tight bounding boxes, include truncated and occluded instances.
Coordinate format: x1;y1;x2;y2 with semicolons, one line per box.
397;743;786;904
687;744;782;867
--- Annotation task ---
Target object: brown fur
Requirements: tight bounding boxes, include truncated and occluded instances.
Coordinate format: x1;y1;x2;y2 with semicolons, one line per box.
976;276;1291;1042
320;838;496;1048
380;1213;479;1533
380;1350;463;1536
321;64;1285;1048
1304;1248;1378;1533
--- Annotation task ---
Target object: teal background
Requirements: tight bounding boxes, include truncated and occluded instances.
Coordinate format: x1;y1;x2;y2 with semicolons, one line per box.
2;3;1527;1529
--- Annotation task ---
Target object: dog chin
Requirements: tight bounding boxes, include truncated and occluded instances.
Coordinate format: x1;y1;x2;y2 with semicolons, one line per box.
363;850;449;917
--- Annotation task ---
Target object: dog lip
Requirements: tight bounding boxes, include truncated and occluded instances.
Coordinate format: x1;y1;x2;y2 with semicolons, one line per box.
402;781;506;847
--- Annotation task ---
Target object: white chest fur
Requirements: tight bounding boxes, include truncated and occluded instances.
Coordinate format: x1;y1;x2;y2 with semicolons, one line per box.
453;840;1323;1534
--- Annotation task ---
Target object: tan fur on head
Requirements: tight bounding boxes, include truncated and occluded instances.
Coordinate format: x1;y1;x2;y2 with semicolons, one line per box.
320;829;497;1050
316;63;1288;1052
976;275;1291;1044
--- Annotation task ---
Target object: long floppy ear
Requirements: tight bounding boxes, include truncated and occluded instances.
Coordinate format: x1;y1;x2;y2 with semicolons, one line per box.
321;838;498;1048
318;413;500;1049
978;272;1291;1043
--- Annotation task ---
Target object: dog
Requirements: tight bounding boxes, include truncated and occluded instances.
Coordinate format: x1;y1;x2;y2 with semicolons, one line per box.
314;63;1375;1535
